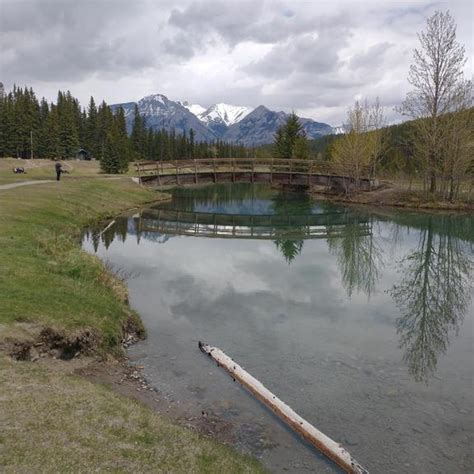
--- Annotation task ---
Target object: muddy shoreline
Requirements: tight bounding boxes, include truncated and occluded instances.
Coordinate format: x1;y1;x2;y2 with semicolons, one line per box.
79;356;237;442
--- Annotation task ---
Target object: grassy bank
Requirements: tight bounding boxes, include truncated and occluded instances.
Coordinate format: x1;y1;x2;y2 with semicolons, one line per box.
0;177;156;348
0;176;264;472
0;356;262;472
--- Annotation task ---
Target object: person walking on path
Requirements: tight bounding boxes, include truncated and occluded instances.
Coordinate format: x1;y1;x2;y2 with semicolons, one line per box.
55;161;62;181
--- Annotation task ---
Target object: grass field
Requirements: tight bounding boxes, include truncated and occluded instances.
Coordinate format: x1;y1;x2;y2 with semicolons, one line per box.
0;176;155;346
0;355;263;473
0;158;109;184
0;173;264;472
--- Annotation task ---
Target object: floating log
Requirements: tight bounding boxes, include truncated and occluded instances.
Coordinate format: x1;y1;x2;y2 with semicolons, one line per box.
99;219;116;236
198;342;368;474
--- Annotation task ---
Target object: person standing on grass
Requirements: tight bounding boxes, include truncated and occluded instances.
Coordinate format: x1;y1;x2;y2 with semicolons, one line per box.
55;161;62;181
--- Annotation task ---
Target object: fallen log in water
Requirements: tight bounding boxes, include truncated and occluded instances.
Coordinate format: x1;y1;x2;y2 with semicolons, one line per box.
199;341;368;474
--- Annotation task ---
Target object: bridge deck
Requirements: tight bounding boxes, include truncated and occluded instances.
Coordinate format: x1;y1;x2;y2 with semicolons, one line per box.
135;158;376;190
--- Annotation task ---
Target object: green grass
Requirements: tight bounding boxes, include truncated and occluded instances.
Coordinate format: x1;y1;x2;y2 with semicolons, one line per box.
0;175;264;472
0;177;160;347
0;356;264;473
0;158;106;183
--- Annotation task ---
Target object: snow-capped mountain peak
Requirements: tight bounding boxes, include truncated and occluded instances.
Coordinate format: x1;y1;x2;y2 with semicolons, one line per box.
177;101;206;117
142;93;167;105
111;92;334;146
332;125;347;134
199;103;253;127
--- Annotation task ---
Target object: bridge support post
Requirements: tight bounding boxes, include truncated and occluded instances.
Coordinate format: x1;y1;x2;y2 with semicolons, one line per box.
176;160;179;185
194;160;198;184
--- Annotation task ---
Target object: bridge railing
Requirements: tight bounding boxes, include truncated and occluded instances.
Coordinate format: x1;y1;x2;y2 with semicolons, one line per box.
136;208;372;240
135;158;359;178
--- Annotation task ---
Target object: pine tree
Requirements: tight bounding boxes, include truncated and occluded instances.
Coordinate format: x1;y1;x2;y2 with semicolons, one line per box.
85;97;98;157
130;104;146;159
101;132;119;173
273;112;307;159
45;105;61;160
189;128;195;158
293;133;309;159
274;127;287;159
37;97;50;158
57;91;79;158
96;100;113;159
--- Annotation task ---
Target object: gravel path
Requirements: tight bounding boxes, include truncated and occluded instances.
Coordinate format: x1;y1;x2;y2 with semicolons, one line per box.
0;180;55;191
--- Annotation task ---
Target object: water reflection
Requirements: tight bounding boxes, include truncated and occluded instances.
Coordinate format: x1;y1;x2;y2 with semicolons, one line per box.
83;186;473;383
327;214;383;298
390;215;472;382
271;191;310;263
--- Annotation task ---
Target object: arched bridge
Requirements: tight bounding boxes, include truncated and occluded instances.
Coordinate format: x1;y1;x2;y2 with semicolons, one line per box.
135;158;378;191
134;208;372;240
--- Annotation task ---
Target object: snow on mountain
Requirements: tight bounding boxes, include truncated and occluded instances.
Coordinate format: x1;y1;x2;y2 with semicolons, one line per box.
111;94;216;141
199;103;253;126
332;125;347;134
223;106;333;146
111;93;333;145
177;101;206;117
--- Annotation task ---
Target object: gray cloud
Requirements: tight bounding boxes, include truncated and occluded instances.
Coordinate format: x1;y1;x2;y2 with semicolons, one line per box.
0;0;472;125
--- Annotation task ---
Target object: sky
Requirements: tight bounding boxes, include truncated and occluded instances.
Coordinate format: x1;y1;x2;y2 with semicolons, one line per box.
0;0;472;125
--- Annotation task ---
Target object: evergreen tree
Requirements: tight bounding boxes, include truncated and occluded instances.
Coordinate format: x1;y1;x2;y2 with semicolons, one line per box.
189;128;195;158
293;133;310;159
273;113;308;159
37;97;50;158
96;100;113;159
57;91;79;158
85;97;98;157
45;105;61;160
101;132;120;173
130;104;146;159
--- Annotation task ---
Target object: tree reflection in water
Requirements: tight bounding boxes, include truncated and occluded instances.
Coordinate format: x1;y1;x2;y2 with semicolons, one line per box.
272;190;311;264
83;192;473;382
327;214;382;298
391;216;472;382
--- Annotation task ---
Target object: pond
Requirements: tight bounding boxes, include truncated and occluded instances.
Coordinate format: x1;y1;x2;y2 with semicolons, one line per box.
83;184;473;473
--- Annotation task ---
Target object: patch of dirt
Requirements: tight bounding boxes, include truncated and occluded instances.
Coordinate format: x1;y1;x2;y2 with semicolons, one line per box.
76;358;242;447
0;315;239;445
2;313;144;362
4;327;99;362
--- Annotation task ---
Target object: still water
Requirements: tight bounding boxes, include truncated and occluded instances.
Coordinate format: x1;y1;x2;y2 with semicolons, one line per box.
83;184;473;473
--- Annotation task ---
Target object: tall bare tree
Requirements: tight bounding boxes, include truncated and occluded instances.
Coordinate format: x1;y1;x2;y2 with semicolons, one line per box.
331;99;386;191
367;97;387;178
439;93;474;201
399;10;472;194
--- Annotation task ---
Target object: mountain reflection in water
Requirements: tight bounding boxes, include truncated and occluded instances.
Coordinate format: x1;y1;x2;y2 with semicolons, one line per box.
83;185;473;383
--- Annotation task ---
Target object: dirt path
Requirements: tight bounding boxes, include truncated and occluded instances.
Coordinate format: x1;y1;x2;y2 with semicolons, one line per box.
0;180;55;191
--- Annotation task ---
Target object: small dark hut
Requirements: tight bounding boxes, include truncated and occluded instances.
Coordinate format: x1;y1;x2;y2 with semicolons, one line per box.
76;148;90;160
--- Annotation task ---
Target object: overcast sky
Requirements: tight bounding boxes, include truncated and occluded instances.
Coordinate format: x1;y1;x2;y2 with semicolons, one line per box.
0;0;472;125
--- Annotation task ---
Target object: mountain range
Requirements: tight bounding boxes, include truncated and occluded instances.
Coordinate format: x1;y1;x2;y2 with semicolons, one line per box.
111;93;334;146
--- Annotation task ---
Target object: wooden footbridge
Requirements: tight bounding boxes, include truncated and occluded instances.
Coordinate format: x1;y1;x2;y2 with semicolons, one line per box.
135;158;377;191
133;208;371;240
